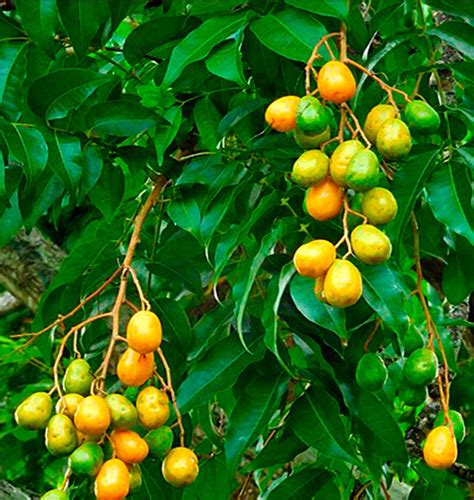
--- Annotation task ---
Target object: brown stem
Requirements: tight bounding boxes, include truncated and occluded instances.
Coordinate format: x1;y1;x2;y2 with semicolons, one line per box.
342;103;371;147
364;319;382;352
305;32;341;94
335;193;353;258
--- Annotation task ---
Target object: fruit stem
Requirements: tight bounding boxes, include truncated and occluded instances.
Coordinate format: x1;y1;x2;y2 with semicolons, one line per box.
342;103;372;148
129;266;151;311
363;319;382;352
60;467;72;491
335;193;354;258
305;32;341;94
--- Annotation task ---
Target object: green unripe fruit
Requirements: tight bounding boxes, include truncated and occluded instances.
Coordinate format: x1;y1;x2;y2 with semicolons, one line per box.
361;187;398;225
15;392;53;430
404;100;440;134
403;348;438;386
296;96;330;135
404;325;425;355
350;224;392;265
69;442;104;476
105;394;138;429
291;150;329;186
293;126;331;149
145;426;174;458
40;489;69;500
376;119;412;160
129;464;143;492
356;353;387;391
45;414;77;456
434;410;466;443
398;384;428;406
345;149;380;191
62;359;93;396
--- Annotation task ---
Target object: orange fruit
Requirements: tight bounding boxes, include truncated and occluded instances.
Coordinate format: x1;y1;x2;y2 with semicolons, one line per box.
74;395;111;437
317;61;356;103
111;429;149;464
293;240;336;278
55;393;84;419
162;447;199;488
314;275;327;302
136;386;170;429
323;259;363;308
94;458;130;500
305;177;343;221
423;426;457;469
126;310;162;354
264;96;300;132
117;348;154;387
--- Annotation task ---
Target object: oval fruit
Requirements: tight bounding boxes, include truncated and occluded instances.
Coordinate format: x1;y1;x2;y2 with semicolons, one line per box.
117;348;154;387
361;187;398;225
45;414;77;456
291;150;329;187
318;61;356;103
329;140;364;187
296;95;329;134
111;429;149;464
404;100;440;134
433;410;466;443
264;96;300;132
94;458;130;500
55;393;84;419
136;386;170;429
293;240;336;279
126;310;162;354
403;348;438;386
62;359;93;396
398;384;428;406
423;426;457;469
15;392;52;430
376;118;412;160
350;224;392;265
145;426;174;458
356;353;387;391
106;394;138;429
69;442;104;476
75;395;111;436
323;259;362;308
294;126;331;149
128;464;142;492
345;149;380;192
305;177;343;221
162;447;199;488
363;104;397;143
40;490;69;500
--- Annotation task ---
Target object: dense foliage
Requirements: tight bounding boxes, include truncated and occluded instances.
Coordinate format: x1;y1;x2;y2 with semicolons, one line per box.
0;0;473;498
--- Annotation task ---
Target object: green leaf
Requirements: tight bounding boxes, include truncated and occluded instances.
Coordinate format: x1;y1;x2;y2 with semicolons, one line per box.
193;98;221;150
267;469;335;500
176;332;265;413
426;161;474;245
88;163;125;221
206;39;246;86
290;274;347;339
250;7;328;63
225;374;288;475
217;98;267;140
86;101;160;137
0;190;22;247
442;236;474;305
0;11;24;38
56;0;110;57
409;483;465;500
152;298;193;352
182;455;229;500
430;22;474;59
285;0;348;19
153;105;182;165
47;132;82;194
16;0;57;57
0;42;28;121
289;387;357;463
167;195;202;244
163;12;249;86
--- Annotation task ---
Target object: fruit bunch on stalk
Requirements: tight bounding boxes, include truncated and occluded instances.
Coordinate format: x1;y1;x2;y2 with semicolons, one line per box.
265;28;461;472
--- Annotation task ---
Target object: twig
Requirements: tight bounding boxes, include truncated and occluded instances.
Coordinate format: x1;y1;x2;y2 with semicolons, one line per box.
305;32;340;94
364;319;382;352
335;194;353;258
342;103;372;147
129;266;151;311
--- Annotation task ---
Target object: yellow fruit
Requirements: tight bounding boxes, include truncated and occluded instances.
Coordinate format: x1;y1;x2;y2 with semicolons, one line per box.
361;187;398;225
117;348;154;387
136;386;170;429
323;259;363;308
293;240;336;278
264;96;300;132
376;118;412;160
55;393;84;419
94;458;130;500
293;126;331;149
74;395;111;437
291;150;329;187
329;140;364;187
126;310;162;354
15;392;52;430
62;359;93;396
162;447;199;488
314;275;327;302
423;426;457;469
317;61;357;103
350;224;392;265
305;177;343;221
45;414;77;456
363;104;397;143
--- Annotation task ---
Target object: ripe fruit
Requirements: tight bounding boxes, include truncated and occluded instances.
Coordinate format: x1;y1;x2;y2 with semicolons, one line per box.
296;95;329;134
291;150;329;187
15;392;52;430
293;240;336;279
74;395;111;436
398;384;427;406
127;310;162;354
40;490;69;500
117;348;154;387
329;140;364;187
314;275;327;302
294;126;331;149
433;410;466;443
350;224;392;265
404;100;440;134
376;118;412;160
345;149;380;192
162;447;199;488
94;458;130;500
361;187;398;225
318;61;356;103
69;442;104;476
45;414;77;456
128;464;142;492
323;259;363;308
305;177;343;221
356;353;387;391
363;104;397;143
106;394;138;429
111;429;149;464
146;426;174;458
55;393;84;419
423;426;457;469
136;386;170;429
403;348;438;386
62;359;93;396
264;96;300;132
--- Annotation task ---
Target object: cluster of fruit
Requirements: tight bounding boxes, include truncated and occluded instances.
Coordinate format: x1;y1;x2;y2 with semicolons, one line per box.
14;311;198;499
